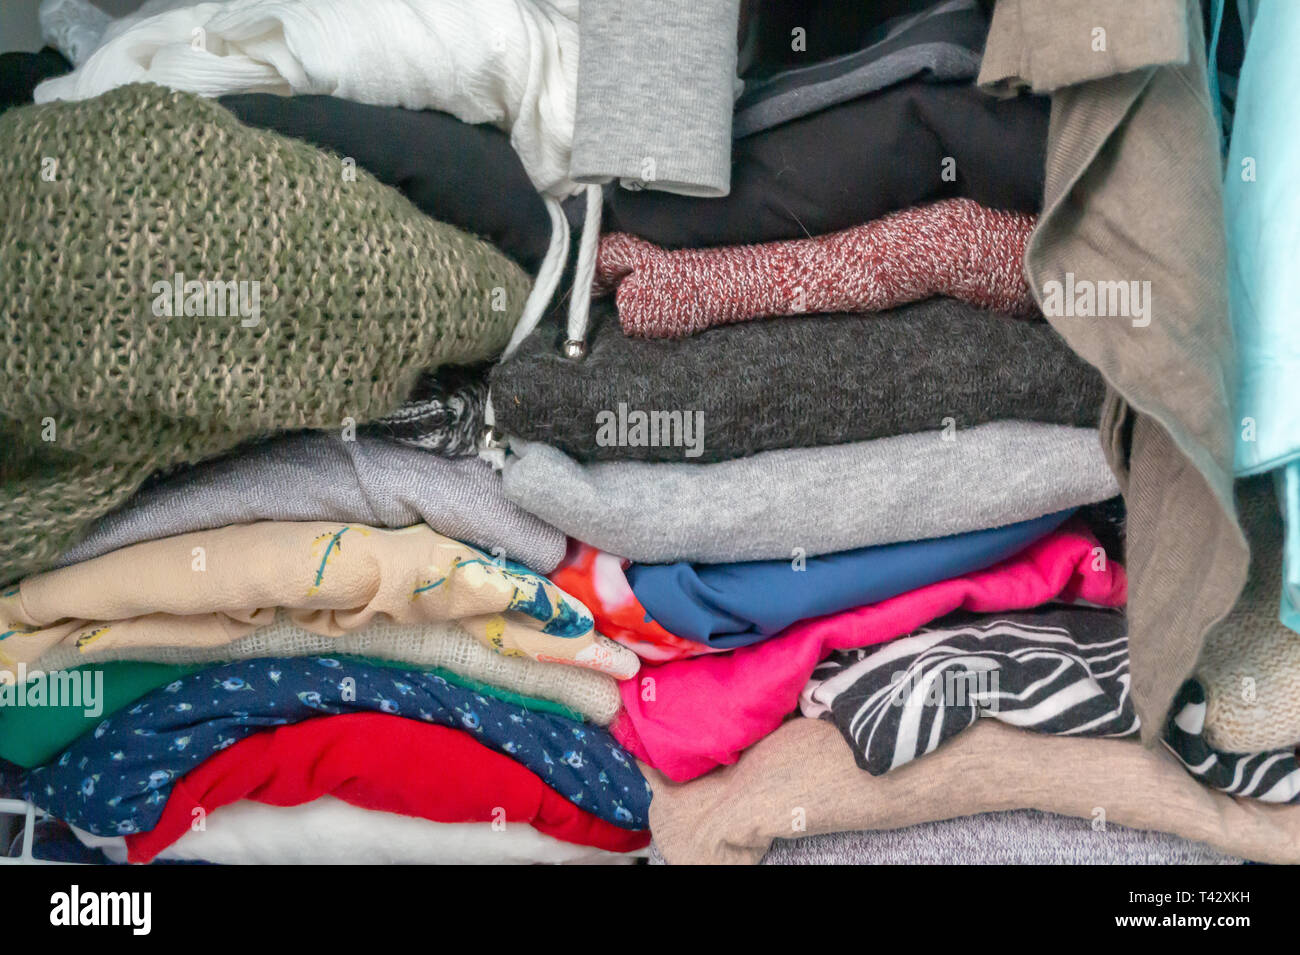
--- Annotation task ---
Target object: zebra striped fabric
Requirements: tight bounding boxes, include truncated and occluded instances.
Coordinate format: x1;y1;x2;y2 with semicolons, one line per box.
1164;680;1300;803
800;608;1138;775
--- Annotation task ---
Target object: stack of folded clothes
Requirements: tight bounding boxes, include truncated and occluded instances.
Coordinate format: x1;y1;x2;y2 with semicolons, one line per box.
487;0;1138;852
3;0;1298;868
0;3;655;863
489;0;1298;866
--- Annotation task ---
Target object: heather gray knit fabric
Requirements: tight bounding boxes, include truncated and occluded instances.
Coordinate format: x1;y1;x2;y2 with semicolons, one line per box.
757;811;1243;865
490;299;1106;464
569;0;739;196
57;433;566;573
503;422;1119;563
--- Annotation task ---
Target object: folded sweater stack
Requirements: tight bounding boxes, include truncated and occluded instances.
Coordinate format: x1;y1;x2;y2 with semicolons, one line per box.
0;4;666;864
2;0;1293;869
486;0;1135;814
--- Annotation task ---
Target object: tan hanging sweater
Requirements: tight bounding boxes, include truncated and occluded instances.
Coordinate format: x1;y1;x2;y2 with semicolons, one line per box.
977;0;1249;743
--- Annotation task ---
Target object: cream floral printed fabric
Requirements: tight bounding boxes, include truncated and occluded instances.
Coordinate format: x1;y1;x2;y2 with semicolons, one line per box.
0;522;638;681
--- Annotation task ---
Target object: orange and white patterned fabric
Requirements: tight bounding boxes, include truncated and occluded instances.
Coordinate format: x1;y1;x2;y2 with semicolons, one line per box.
550;542;726;663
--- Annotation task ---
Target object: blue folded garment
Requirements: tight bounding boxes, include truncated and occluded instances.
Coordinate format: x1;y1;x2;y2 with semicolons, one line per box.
1279;468;1300;633
1225;0;1300;636
21;657;650;836
627;509;1072;648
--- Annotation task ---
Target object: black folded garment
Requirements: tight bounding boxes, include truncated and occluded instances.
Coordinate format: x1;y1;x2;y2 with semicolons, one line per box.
734;0;990;138
220;94;553;270
490;298;1105;464
605;80;1048;248
740;0;960;73
0;48;71;114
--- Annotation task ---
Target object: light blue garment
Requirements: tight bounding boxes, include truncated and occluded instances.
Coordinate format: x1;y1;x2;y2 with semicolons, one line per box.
1225;0;1300;634
1207;0;1226;146
626;510;1072;648
1276;468;1300;632
1237;0;1261;35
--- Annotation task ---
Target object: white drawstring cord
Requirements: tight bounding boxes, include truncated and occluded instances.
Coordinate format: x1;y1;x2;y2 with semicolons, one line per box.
479;390;507;470
501;195;569;361
483;197;569;469
563;183;603;359
483;184;603;468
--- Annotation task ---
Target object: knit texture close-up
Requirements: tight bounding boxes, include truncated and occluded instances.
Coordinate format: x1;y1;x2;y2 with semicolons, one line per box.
491;298;1106;463
0;83;530;585
595;199;1038;338
1195;476;1300;753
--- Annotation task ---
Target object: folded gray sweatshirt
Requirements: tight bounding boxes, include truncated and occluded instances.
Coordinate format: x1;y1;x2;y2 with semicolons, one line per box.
57;433;567;573
503;421;1119;563
569;0;739;196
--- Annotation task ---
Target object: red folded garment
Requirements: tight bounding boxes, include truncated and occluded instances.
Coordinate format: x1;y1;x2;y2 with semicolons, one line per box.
125;713;650;862
595;198;1037;338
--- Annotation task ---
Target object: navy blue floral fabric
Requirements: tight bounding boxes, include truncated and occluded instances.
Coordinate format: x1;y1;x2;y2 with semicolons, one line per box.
21;656;650;836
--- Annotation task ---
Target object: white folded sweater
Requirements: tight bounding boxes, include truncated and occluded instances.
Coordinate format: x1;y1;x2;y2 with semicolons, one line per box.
36;0;581;198
75;796;641;865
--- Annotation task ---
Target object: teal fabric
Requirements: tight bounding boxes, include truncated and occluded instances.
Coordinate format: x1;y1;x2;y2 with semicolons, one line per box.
1206;0;1226;145
1277;468;1300;633
1225;0;1300;634
1237;0;1261;35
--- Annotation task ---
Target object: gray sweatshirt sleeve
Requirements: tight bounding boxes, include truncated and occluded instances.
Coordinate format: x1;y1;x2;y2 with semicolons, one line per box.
568;0;739;197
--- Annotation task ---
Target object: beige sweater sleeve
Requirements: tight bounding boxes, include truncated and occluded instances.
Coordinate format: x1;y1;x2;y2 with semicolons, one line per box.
979;0;1189;93
647;718;1300;865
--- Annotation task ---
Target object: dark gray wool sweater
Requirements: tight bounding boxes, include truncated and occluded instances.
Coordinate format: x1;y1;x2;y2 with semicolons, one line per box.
490;298;1107;463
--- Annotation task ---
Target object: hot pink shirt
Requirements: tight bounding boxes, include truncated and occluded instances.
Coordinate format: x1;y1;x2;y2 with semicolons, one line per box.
612;522;1127;781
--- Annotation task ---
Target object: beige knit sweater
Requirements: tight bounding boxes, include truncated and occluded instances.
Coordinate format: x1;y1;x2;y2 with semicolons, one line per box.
1196;477;1300;752
647;718;1300;865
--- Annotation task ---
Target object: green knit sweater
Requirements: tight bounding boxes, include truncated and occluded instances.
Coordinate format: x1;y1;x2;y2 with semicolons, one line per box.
0;85;531;585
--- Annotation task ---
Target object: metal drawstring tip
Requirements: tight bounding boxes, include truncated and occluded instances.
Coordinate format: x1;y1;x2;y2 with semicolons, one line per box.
562;338;587;360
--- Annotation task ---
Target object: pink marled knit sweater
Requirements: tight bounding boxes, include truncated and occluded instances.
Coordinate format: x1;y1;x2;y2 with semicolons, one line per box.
595;198;1037;338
